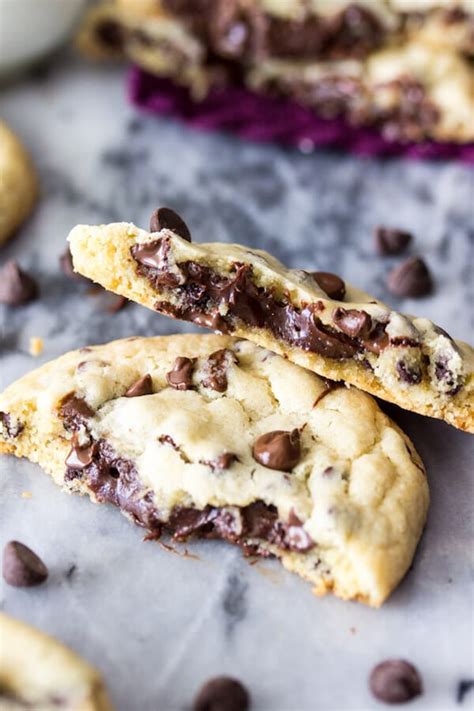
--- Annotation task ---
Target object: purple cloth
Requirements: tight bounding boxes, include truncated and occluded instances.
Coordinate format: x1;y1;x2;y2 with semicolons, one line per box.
129;67;474;163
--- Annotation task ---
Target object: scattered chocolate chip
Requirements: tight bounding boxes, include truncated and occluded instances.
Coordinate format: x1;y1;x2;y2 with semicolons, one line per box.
59;393;94;431
333;308;372;338
125;374;153;397
65;438;95;470
0;261;38;306
202;349;237;392
311;271;346;300
369;659;422;704
375;227;413;255
2;541;48;587
149;207;191;242
387;257;433;298
253;430;301;472
193;676;250;711
59;247;89;283
457;679;474;704
166;357;195;390
0;412;24;438
396;361;422;385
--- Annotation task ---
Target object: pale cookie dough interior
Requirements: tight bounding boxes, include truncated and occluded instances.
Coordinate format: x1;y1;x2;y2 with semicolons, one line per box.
68;222;474;432
0;335;429;607
0;121;38;245
0;612;112;711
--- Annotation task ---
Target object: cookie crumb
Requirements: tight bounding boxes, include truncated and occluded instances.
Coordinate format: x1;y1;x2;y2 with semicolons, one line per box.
21;491;33;499
29;337;44;356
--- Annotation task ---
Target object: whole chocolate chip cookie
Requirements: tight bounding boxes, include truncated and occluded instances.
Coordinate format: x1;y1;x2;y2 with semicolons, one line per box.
0;334;429;607
0;612;112;710
68;219;474;432
0;121;38;245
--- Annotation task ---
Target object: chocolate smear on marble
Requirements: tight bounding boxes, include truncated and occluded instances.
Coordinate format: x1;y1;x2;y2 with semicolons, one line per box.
311;271;346;300
369;659;422;704
193;676;250;711
2;541;48;587
166;356;195;390
149;207;192;241
125;374;153;397
387;256;433;298
0;261;38;306
253;429;301;472
375;227;413;255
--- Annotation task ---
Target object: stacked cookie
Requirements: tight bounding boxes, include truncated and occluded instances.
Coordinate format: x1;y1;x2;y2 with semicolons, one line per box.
76;0;474;143
4;206;472;613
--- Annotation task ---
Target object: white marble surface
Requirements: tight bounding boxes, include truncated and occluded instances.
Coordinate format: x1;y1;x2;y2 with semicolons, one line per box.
0;54;473;711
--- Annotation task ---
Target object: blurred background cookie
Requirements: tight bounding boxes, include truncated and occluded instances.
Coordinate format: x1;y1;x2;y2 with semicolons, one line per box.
0;120;38;245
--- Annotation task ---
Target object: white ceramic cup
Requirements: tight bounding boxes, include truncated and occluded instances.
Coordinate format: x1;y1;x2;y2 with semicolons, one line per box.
0;0;87;77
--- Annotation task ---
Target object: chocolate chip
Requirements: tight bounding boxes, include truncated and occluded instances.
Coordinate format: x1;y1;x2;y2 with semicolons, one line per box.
286;511;314;552
125;374;153;397
387;257;433;298
149;207;191;242
457;679;474;704
202;349;237;392
166;357;195;390
252;430;301;472
0;261;38;305
369;660;422;704
204;453;238;470
311;271;346;300
2;541;48;587
333;308;372;338
0;412;24;438
65;438;95;470
396;361;422;385
59;393;95;431
131;239;168;270
375;227;413;255
193;676;250;711
95;19;125;49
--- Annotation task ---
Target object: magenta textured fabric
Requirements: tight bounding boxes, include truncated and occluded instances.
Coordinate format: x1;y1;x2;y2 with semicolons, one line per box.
129;67;474;163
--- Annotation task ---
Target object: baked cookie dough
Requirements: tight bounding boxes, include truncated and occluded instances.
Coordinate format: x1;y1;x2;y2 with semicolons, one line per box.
76;0;474;142
68;220;474;433
0;334;429;607
0;121;38;246
0;612;112;710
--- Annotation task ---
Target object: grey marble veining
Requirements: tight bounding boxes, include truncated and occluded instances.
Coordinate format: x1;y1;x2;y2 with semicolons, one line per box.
0;54;473;711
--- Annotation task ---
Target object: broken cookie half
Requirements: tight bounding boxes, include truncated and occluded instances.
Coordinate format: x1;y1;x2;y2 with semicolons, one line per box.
0;612;112;710
68;216;474;432
0;334;428;607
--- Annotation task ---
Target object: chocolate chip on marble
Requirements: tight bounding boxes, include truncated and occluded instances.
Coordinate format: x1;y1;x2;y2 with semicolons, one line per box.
457;680;474;704
2;541;48;587
311;271;346;300
125;374;153;397
193;676;250;711
149;207;191;242
65;439;95;470
0;261;38;306
252;430;301;472
369;659;422;704
333;307;372;338
387;257;433;298
396;360;422;385
375;227;413;255
166;357;195;390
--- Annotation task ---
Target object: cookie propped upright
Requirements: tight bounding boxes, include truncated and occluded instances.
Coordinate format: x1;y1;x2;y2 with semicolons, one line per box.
0;334;428;607
68;216;474;432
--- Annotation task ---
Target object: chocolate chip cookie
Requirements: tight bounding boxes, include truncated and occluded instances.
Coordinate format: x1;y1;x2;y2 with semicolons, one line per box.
0;612;112;710
0;121;38;245
68;219;474;433
0;334;429;606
